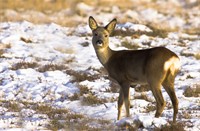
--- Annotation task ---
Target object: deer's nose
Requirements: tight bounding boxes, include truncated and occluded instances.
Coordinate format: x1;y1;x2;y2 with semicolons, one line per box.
96;40;103;45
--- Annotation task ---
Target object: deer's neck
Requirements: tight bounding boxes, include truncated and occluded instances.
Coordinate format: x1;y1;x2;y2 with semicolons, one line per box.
95;46;114;66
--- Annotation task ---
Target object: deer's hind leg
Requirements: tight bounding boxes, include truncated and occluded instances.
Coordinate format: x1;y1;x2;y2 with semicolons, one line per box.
162;73;178;123
149;82;166;118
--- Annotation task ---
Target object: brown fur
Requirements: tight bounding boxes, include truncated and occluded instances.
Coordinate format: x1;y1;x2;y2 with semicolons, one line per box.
89;16;180;123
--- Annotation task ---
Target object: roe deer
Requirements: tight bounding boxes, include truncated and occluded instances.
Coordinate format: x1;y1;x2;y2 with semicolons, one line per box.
88;16;180;123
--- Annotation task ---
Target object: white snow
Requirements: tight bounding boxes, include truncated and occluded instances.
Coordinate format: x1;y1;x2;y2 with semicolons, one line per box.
0;1;200;130
116;22;152;33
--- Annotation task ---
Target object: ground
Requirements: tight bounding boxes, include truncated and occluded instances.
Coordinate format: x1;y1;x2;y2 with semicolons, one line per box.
0;0;200;130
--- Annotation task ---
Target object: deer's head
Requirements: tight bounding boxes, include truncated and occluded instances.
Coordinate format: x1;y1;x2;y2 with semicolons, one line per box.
89;16;117;50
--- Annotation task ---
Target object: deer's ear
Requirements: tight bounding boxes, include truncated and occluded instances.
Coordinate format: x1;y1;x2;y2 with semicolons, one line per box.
89;16;98;30
105;18;117;34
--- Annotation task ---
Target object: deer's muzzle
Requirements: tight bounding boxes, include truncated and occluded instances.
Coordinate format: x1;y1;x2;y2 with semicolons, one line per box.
96;40;103;46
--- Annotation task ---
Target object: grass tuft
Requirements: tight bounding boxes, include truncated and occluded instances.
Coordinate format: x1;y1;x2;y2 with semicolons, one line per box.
194;53;200;60
66;69;101;82
78;85;90;96
20;37;32;43
68;93;79;101
11;61;38;70
50;119;65;131
121;40;141;50
82;93;107;105
183;84;200;97
0;44;11;58
145;103;156;113
38;63;67;72
146;24;169;38
6;101;21;112
154;122;186;131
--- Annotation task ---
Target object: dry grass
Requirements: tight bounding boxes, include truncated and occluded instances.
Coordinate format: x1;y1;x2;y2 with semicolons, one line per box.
134;84;150;92
1;0;70;13
66;69;103;82
30;103;115;130
50;119;65;131
68;92;79;101
0;100;21;112
20;37;32;43
78;85;90;96
37;63;67;72
146;24;171;38
1;0;199;35
82;93;108;105
0;43;11;58
194;53;200;60
10;60;71;72
144;103;156;113
184;28;200;35
0;49;4;58
64;117;114;131
154;122;186;131
121;40;141;50
0;99;129;130
0;0;131;26
180;50;194;57
10;61;38;70
182;111;192;119
183;84;200;97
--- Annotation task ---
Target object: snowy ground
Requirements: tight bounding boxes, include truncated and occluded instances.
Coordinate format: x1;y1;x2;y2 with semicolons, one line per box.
0;0;200;130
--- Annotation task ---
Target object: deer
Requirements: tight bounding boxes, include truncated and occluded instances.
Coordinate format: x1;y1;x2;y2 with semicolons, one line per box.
88;16;180;123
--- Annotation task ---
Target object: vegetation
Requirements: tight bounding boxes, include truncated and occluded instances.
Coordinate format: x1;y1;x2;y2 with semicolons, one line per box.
145;103;156;113
82;93;107;105
0;44;11;58
37;63;67;72
183;84;200;97
10;61;38;70
154;122;186;131
0;0;199;130
121;40;141;50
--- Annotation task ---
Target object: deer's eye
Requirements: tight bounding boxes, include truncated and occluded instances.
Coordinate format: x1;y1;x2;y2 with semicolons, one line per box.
94;33;98;36
105;35;108;37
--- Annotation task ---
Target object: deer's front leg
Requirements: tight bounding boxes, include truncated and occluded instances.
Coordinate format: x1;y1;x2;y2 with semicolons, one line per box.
117;88;124;120
119;83;130;119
